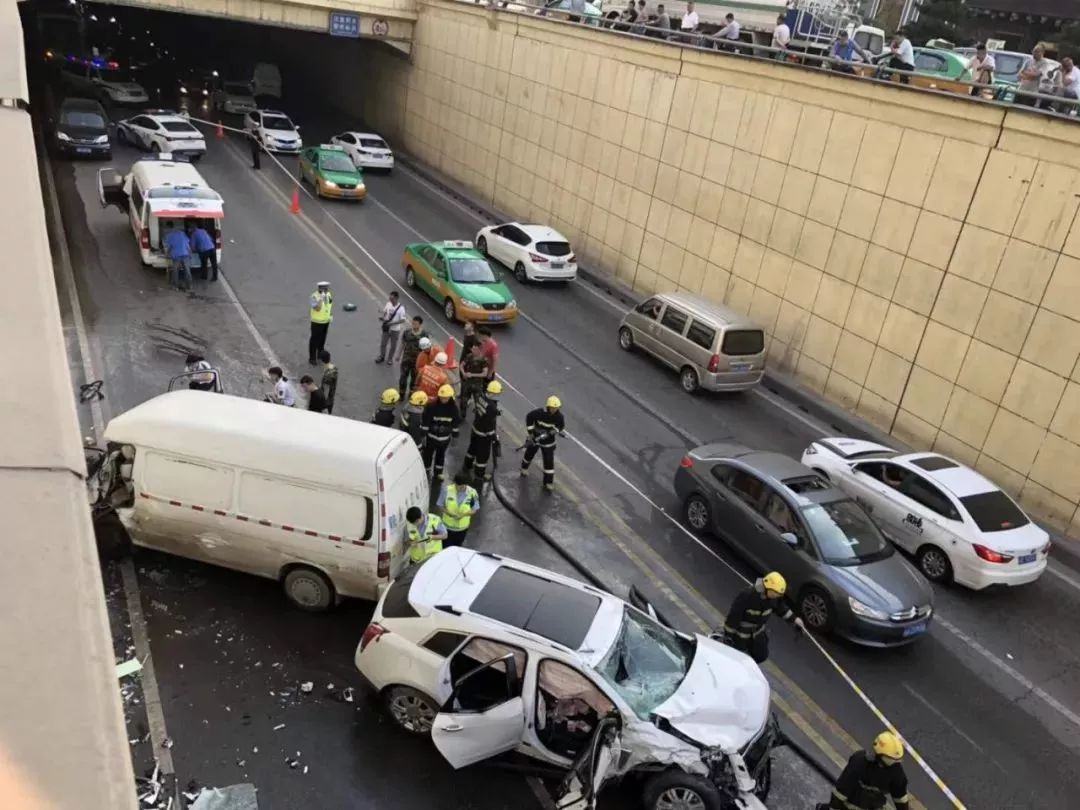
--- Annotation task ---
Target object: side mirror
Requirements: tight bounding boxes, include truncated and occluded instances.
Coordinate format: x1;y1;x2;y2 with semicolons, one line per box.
780;532;799;548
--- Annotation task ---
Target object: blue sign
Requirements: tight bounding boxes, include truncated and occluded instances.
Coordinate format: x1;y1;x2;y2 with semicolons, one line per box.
329;12;361;38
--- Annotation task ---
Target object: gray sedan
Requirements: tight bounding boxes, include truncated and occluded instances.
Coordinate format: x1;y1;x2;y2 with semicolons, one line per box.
674;443;934;646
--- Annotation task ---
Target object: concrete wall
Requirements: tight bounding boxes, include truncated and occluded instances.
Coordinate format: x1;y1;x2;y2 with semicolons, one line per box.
356;1;1080;538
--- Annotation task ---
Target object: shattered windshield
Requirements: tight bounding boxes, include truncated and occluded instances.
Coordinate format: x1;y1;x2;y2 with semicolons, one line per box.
595;606;693;719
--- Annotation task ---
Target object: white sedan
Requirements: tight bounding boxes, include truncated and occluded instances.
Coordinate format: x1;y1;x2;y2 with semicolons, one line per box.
476;223;577;283
243;109;302;154
330;131;394;171
116;112;206;161
801;438;1049;590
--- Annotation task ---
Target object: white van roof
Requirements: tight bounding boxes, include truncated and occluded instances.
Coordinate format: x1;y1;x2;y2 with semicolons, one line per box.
104;391;409;490
130;158;214;192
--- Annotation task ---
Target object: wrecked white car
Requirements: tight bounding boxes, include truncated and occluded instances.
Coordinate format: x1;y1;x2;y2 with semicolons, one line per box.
354;547;778;810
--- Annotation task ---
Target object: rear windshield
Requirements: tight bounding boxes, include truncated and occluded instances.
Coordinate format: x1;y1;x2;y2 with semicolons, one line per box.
162;121;199;133
360;137;388;149
993;53;1025;79
62;110;106;128
535;241;571;257
263;115;294;130
722;329;764;356
960;491;1030;533
147;186;221;200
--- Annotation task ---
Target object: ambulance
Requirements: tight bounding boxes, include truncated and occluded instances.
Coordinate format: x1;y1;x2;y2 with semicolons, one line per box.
98;154;223;271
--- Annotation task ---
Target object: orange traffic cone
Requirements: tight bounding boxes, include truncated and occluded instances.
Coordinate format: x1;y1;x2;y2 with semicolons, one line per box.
445;336;457;368
289;189;301;215
216;121;224;139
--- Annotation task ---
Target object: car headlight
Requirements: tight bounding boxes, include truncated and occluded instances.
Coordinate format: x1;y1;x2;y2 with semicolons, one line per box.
202;88;209;96
459;298;479;309
94;134;109;144
323;180;338;189
848;597;889;621
57;131;71;141
179;85;188;94
357;183;366;191
506;299;517;309
803;445;817;455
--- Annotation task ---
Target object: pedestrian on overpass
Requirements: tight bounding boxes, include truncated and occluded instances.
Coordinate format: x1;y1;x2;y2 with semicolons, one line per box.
716;572;803;663
309;281;333;366
422;385;460;481
816;732;910;810
318;349;338;414
371;388;400;427
438;471;480;548
465;380;502;481
405;506;447;565
398;316;429;397
163;222;192;292
520;396;565;493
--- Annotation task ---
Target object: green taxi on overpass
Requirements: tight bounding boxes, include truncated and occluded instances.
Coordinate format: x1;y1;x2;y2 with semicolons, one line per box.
401;240;518;324
298;144;366;201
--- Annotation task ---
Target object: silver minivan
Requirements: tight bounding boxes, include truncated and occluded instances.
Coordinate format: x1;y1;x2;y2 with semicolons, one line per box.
618;292;766;393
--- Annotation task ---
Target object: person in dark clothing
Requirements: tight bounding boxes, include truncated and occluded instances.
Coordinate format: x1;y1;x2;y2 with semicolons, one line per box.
716;572;803;663
398;316;429;396
465;380;502;481
520;396;565;493
461;320;479;360
301;375;329;413
249;131;261;169
459;342;490;421
817;732;909;810
318;350;338;415
401;390;428;449
422;385;460;481
372;388;400;427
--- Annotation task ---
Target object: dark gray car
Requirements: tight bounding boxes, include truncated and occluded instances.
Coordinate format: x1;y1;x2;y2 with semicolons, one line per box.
674;443;934;646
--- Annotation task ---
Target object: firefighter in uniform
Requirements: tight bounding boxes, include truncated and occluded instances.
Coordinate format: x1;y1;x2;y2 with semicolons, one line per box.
308;281;333;365
405;506;447;564
521;395;565;492
371;388;400;427
422;384;460;481
817;732;910;810
401;390;428;449
717;571;804;663
439;471;480;548
465;380;502;481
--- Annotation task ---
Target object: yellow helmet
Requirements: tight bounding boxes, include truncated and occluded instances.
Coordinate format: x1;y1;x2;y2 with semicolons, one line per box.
409;390;428;406
381;388;400;405
438;384;454;399
546;395;561;409
486;380;503;396
761;571;787;596
873;731;904;760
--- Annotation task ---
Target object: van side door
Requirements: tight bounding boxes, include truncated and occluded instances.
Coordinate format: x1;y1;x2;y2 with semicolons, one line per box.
655;304;691;369
627;297;665;356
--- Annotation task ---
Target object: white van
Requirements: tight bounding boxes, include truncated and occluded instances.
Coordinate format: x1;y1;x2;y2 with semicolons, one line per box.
98;155;224;270
253;63;282;98
93;391;429;610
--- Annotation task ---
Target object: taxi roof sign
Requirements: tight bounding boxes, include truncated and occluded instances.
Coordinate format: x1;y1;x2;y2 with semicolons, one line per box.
441;240;474;249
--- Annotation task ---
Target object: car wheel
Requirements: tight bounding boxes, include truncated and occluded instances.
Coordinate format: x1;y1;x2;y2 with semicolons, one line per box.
618;326;634;351
444;297;457;321
514;262;528;283
917;545;953;583
405;266;416;288
798;587;834;632
383;686;438;735
684;495;712;534
643;770;723;810
477;236;488;256
680;366;699;394
282;566;334;612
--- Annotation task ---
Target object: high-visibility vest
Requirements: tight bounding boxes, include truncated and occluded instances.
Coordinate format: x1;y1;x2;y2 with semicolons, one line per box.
442;484;479;531
408;514;444;563
310;289;333;324
417;364;449;399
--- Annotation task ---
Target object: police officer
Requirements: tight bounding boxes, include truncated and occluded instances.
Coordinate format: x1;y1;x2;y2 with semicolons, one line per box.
520;395;565;492
816;732;910;810
422;384;460;481
401;390;428;449
439;471;480;548
249;130;261;169
465;380;502;481
405;506;447;565
371;388;400;427
308;281;333;365
717;572;804;663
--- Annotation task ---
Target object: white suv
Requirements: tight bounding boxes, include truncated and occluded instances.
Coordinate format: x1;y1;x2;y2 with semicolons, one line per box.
355;547;776;810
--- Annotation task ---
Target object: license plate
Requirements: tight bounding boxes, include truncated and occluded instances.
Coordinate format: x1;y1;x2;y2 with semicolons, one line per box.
550;261;564;269
731;362;751;371
75;147;91;154
1018;553;1037;564
902;622;927;638
487;314;502;321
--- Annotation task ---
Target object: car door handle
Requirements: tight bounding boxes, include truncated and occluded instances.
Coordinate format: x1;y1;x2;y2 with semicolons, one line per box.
441;724;463;733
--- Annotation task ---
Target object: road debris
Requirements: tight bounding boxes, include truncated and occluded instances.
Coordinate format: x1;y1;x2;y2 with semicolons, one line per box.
188;784;258;810
343;687;354;703
299;681;314;694
272;724;285;731
116;658;143;679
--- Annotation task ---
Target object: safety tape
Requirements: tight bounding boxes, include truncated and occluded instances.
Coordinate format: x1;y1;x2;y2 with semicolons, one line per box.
138;492;368;546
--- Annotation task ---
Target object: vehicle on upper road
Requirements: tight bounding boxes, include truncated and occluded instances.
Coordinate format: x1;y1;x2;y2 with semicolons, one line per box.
801;438;1051;589
330;131;395;171
244;109;302;154
116;111;206;161
59;55;150;105
476;222;578;283
51;97;111;159
619;292;765;394
89;390;428;609
212;80;258;114
355;546;776;810
675;444;934;646
402;240;519;324
298;144;367;200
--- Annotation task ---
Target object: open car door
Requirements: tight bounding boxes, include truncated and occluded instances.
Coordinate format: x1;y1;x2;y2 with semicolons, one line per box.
97;168;128;212
167;368;224;393
553;717;621;810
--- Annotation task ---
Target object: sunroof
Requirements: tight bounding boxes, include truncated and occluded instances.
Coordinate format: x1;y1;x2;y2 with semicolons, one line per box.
783;475;831;494
469;567;601;650
910;456;959;472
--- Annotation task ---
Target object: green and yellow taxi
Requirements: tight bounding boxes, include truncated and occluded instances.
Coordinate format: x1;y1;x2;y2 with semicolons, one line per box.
298;144;366;200
401;240;518;324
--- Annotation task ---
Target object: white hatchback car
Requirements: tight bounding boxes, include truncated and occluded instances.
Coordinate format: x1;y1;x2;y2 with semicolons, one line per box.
476;223;578;283
243;109;302;154
212;80;258;115
330;131;394;171
801;438;1050;589
355;547;776;810
116;112;206;161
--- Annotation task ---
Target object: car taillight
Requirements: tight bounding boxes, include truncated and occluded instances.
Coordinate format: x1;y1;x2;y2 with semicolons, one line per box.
708;354;720;373
360;622;388;652
973;544;1013;564
140;228;150;249
680;455;694;468
529;252;549;262
377;550;390;578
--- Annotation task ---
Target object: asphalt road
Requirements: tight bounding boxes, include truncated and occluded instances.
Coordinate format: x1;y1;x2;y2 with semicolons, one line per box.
45;85;1080;810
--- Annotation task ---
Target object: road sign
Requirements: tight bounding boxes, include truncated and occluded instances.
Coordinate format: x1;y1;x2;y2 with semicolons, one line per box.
372;18;390;37
329;11;361;38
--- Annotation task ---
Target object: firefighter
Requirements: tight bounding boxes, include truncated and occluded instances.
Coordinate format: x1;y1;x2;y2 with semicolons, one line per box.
371;388;400;427
816;732;910;810
405;506;447;565
520;395;565;493
417;351;450;400
401;390;428;449
422;384;460;481
465;380;501;481
717;572;804;664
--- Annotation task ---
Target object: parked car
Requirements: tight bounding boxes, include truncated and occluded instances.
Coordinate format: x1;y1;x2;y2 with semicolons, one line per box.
330;131;394;171
476;222;577;283
52;97;111;159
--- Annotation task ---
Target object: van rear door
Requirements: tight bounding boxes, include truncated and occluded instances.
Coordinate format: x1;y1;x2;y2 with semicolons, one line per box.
377;435;429;584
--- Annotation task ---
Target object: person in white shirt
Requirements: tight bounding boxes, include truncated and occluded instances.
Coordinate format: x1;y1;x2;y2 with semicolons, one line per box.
678;0;699;42
885;31;915;84
266;367;297;407
967;43;995;97
714;13;742;52
376;290;407;364
771;13;790;59
1057;56;1079;100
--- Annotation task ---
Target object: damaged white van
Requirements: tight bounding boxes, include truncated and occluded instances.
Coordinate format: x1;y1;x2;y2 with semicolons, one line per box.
355;547;777;810
87;391;428;609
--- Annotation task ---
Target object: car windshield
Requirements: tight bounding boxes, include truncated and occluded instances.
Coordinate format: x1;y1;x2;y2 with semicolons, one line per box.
224;82;252;95
161;121;198;133
994;53;1025;79
801;500;893;566
100;67;138;82
450;258;498;283
320;154;356;173
62;111;106;128
263;115;294;131
360;137;388;149
595;606;693;719
960;491;1030;533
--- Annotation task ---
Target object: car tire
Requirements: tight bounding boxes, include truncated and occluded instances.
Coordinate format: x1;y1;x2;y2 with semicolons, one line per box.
680;366;699;394
798;587;835;633
477;236;488;256
684;494;712;534
618;326;634;351
916;545;953;583
383;685;438;735
405;266;416;288
282;566;334;612
514;262;529;284
444;297;457;321
642;770;724;810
